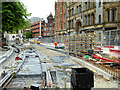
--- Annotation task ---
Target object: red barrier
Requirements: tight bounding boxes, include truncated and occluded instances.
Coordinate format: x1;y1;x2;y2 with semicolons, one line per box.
94;47;101;50
91;55;120;64
0;42;6;45
104;46;114;48
110;49;120;53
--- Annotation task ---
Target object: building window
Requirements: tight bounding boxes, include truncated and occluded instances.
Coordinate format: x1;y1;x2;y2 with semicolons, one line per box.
64;14;66;19
99;0;101;7
69;10;71;16
108;10;110;22
61;23;63;29
85;16;88;25
72;20;74;28
90;15;92;25
60;7;62;12
41;23;44;25
61;15;62;21
85;2;88;10
64;4;66;10
77;6;79;14
70;20;72;28
79;5;81;12
72;8;74;15
64;23;66;29
93;14;94;24
99;15;101;24
91;14;94;24
93;2;95;8
112;9;116;22
90;2;92;8
70;9;73;16
88;14;90;25
71;9;73;16
50;27;51;31
68;21;70;29
99;33;101;41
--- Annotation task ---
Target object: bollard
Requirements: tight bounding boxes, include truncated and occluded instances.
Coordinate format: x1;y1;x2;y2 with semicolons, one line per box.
54;42;57;47
64;76;66;89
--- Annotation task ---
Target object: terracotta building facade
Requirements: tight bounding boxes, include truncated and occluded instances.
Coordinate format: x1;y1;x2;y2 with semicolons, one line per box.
30;20;45;38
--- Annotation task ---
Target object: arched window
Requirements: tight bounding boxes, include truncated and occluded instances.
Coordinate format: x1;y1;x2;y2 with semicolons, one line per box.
112;9;116;22
107;10;110;22
92;14;94;24
75;19;81;34
88;14;90;25
91;13;94;24
99;15;101;24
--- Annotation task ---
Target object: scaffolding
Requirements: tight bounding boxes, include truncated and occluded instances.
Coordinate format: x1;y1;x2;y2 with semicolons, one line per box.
65;33;100;56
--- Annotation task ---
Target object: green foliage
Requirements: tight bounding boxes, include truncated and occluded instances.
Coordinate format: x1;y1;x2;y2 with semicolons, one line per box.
2;0;31;33
26;30;32;39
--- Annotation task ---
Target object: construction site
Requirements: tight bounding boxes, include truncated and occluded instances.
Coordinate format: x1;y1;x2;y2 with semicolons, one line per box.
1;0;120;90
0;33;120;89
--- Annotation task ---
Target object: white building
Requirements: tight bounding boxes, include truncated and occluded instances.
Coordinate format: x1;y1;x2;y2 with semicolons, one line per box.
4;30;24;44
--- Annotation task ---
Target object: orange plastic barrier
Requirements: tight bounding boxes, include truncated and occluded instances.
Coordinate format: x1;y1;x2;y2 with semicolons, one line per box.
54;42;57;47
38;41;40;45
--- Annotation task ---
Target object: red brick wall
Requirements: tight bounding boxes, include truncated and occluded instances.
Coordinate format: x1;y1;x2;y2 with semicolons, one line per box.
55;1;67;35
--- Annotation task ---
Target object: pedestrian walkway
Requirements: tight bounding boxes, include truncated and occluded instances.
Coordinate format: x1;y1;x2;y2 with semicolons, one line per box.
40;43;66;53
40;43;54;47
0;47;8;59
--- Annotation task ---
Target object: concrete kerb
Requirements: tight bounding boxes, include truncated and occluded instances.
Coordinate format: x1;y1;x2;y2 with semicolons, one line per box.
71;56;113;80
0;46;14;65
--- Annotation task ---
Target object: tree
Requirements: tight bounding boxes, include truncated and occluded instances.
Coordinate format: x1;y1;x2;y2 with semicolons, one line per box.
26;30;32;39
1;0;31;33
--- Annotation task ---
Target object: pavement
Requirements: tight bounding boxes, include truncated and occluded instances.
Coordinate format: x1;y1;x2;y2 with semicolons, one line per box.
0;48;9;59
40;43;66;52
0;50;16;80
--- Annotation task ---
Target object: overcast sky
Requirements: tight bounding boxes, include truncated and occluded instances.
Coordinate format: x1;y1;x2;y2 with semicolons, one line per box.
20;0;57;20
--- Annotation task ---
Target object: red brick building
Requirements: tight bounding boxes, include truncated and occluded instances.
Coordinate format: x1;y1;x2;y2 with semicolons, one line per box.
55;0;67;43
44;14;55;37
30;20;45;38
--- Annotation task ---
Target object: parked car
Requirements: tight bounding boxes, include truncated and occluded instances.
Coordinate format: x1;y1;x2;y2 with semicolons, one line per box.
55;45;65;49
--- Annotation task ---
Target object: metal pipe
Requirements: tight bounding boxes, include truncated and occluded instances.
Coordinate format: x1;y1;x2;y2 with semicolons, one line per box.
109;31;111;54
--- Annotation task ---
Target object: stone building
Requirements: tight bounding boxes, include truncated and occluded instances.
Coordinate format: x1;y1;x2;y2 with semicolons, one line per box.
44;13;55;37
66;0;120;46
43;13;55;43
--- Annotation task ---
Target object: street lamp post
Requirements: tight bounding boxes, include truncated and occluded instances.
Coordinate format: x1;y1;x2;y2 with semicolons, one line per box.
68;0;70;56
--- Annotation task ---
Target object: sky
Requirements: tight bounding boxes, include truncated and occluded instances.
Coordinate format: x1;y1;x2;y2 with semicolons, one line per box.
20;0;57;20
